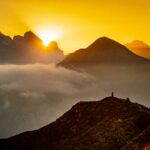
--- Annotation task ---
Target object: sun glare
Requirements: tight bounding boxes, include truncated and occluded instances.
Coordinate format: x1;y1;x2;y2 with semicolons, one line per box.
37;28;61;46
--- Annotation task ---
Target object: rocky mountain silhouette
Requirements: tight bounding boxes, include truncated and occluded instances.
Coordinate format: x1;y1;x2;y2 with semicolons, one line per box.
125;40;150;59
58;37;150;69
0;96;150;150
0;31;64;64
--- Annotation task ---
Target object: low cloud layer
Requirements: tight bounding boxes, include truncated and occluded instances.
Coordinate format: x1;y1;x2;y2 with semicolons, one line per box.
0;64;150;138
0;64;91;95
0;64;94;138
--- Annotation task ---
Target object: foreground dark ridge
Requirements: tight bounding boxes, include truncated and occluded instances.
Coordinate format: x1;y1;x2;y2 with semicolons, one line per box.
0;96;150;150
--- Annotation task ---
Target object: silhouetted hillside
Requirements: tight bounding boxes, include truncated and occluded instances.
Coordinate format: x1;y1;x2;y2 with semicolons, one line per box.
0;31;64;64
122;126;150;150
0;96;150;150
125;40;150;59
58;37;150;69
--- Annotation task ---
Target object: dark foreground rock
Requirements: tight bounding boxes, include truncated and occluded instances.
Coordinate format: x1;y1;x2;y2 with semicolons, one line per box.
0;96;150;150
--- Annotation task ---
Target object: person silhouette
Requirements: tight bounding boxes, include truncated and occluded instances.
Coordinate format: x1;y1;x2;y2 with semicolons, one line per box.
111;92;114;97
126;97;130;102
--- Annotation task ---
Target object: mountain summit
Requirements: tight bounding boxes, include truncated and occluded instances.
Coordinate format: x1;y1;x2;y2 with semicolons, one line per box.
87;36;126;50
0;96;150;150
125;40;150;59
47;41;60;51
58;37;150;69
24;31;40;41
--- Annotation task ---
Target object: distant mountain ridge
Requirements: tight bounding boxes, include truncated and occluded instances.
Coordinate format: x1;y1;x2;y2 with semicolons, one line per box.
0;96;150;150
58;37;150;69
125;40;150;59
0;33;150;65
0;31;64;64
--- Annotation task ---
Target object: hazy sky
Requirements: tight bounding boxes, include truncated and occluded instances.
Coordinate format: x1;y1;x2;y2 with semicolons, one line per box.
0;0;150;53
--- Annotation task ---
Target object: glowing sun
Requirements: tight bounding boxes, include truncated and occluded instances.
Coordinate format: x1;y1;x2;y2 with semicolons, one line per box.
37;28;61;46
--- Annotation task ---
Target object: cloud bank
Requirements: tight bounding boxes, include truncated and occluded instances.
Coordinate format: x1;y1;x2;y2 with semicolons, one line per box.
0;64;150;138
0;64;94;138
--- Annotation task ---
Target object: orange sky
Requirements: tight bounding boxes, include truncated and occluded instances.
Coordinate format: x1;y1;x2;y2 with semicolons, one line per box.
0;0;150;53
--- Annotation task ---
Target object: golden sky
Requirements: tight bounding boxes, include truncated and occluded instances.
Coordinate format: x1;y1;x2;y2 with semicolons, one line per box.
0;0;150;53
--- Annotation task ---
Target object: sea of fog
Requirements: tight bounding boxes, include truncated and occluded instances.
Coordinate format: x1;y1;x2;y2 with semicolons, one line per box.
0;64;150;138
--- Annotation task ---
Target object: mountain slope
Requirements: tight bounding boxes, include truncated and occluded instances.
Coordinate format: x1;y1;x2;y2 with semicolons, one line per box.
0;31;64;64
122;126;150;150
125;40;150;59
58;37;150;69
0;96;150;150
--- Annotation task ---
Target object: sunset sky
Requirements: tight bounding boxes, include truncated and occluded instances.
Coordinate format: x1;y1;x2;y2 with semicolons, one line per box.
1;0;150;140
0;0;150;53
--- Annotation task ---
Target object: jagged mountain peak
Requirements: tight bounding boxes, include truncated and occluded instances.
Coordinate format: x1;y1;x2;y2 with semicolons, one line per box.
24;31;41;42
24;30;36;37
47;41;59;49
0;32;11;38
0;32;12;43
0;31;65;64
0;32;6;37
